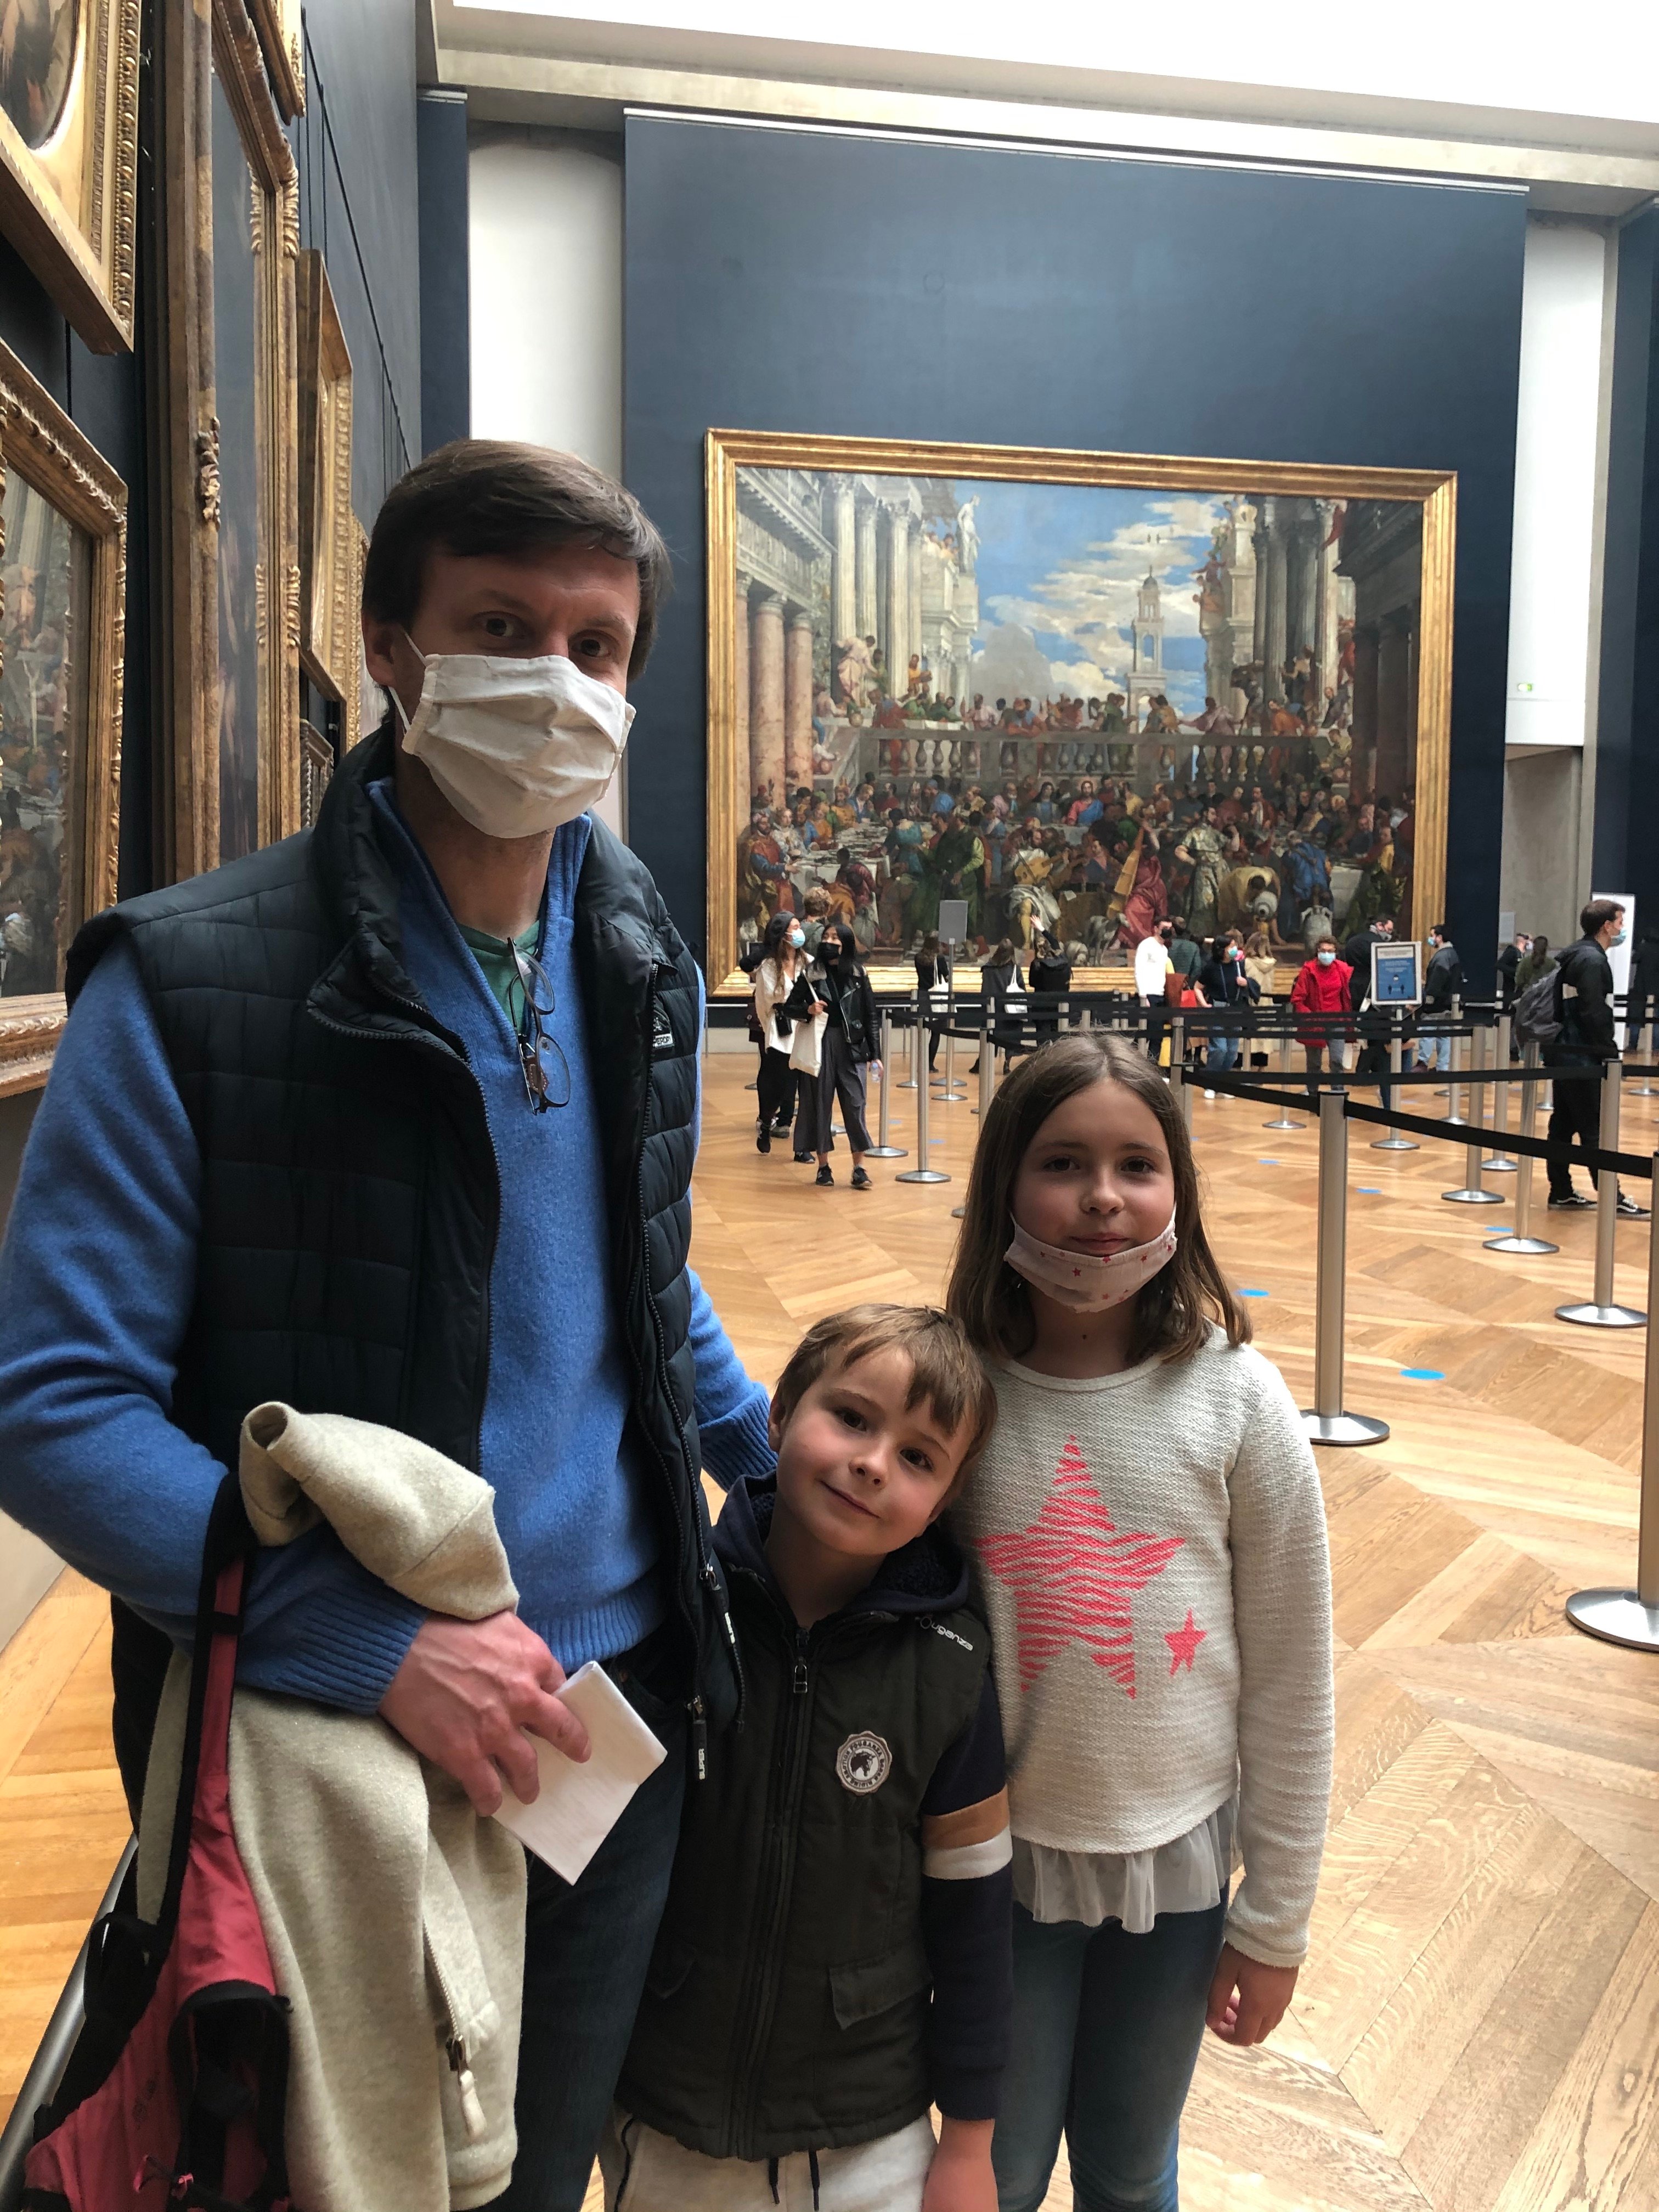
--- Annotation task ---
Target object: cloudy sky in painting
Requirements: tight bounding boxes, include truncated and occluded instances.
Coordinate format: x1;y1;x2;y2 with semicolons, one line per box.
964;481;1233;715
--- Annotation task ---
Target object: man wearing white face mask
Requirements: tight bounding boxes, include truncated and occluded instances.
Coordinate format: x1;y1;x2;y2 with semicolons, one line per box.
0;441;777;2209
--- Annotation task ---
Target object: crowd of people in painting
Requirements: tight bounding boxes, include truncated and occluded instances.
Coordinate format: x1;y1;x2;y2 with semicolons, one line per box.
739;753;1411;967
0;533;74;996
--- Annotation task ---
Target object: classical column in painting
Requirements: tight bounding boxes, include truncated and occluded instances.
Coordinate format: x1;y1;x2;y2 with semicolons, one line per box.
906;520;924;685
831;482;857;685
1289;511;1321;685
1312;500;1338;712
751;593;787;805
884;504;910;699
735;583;756;802
855;492;879;644
1255;498;1288;708
1351;621;1380;795
1375;612;1413;801
784;611;815;792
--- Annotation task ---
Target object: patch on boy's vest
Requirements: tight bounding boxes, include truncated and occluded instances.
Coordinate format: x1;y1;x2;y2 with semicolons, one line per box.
652;1001;676;1054
836;1733;891;1795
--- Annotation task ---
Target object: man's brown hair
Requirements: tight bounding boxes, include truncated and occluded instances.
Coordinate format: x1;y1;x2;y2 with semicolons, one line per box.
771;1304;997;1497
362;439;673;677
945;1031;1249;1368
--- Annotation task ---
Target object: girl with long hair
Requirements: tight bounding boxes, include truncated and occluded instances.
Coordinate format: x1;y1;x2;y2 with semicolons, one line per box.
749;910;806;1155
945;1032;1333;2212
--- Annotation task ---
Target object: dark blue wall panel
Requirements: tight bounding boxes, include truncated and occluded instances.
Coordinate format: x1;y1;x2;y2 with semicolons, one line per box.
417;89;470;454
294;0;420;520
623;115;1527;985
1596;210;1659;918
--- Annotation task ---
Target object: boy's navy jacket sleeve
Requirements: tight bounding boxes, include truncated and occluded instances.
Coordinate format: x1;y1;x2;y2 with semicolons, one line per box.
919;1669;1014;2122
0;937;424;1711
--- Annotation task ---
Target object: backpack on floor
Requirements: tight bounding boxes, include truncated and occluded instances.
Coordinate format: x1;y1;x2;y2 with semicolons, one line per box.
1512;961;1562;1047
22;1477;291;2211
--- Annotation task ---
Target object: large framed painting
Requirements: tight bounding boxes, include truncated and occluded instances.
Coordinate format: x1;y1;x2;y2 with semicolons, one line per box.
0;336;125;1089
706;432;1454;992
296;249;354;717
0;0;140;352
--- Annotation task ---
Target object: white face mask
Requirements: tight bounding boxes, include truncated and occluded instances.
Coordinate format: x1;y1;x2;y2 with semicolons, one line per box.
1317;950;1335;966
788;928;805;948
1004;1211;1178;1313
391;637;635;840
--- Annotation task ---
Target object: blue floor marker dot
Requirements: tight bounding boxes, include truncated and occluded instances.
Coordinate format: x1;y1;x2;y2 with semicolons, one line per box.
1356;1186;1383;1194
1239;1288;1268;1299
1400;1368;1446;1381
1257;1159;1279;1166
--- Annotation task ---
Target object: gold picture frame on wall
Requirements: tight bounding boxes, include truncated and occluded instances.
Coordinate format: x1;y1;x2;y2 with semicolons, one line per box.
705;430;1454;993
0;336;125;1090
0;0;140;353
296;249;355;715
247;0;305;121
152;0;300;883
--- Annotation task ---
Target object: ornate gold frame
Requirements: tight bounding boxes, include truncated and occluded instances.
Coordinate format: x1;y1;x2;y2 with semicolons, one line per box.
0;0;141;352
247;0;305;121
0;337;125;1091
153;0;300;882
706;429;1455;991
296;250;355;714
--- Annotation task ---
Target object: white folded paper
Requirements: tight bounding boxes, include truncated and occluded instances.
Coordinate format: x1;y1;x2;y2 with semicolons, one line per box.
493;1660;667;1883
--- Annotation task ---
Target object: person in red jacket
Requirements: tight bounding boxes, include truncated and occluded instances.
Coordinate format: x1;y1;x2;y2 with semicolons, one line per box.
1290;935;1354;1097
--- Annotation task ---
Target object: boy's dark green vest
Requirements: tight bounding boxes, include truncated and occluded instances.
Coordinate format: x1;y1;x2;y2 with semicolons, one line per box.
67;727;738;1762
617;1563;990;2160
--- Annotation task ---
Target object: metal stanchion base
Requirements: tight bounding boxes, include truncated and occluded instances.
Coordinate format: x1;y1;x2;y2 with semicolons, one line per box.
950;1204;966;1218
1556;1300;1647;1328
1442;1186;1504;1203
1565;1589;1659;1651
1483;1157;1517;1173
932;1087;968;1102
896;1079;918;1091
895;1166;951;1184
1485;1232;1559;1254
1263;1113;1305;1131
1372;1134;1418;1151
1300;1410;1391;1447
865;1146;907;1159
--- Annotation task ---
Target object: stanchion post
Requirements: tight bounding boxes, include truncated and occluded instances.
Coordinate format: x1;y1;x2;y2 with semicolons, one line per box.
1486;1013;1516;1170
1566;1155;1659;1650
1265;1020;1305;1132
896;1028;950;1184
1634;1020;1657;1100
1444;997;1466;1124
1169;1014;1185;1098
1487;1040;1556;1254
1443;1022;1502;1203
1558;1058;1646;1327
899;996;918;1090
1372;1009;1418;1150
1300;1088;1389;1446
865;1009;906;1159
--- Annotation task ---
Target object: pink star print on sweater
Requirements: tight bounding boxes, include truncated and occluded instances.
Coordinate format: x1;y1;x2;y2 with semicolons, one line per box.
974;1437;1184;1697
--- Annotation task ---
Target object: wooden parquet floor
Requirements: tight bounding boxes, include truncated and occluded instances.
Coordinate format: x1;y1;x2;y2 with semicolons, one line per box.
5;1046;1658;2210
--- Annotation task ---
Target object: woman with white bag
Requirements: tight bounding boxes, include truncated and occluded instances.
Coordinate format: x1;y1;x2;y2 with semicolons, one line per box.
785;926;882;1189
749;913;808;1154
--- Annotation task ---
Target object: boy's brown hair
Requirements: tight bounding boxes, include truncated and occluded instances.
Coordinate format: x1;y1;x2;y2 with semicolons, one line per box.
771;1304;997;1498
945;1031;1249;1368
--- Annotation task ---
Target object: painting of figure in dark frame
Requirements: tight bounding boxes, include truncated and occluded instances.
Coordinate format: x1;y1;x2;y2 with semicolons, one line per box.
210;52;262;868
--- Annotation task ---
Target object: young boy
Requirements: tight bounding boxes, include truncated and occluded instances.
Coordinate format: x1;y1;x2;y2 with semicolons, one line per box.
603;1305;1011;2212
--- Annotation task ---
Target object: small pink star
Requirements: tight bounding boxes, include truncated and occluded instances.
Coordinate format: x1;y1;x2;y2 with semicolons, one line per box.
1165;1610;1206;1675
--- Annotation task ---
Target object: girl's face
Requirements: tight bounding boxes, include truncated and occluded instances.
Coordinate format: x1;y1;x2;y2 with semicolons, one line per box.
1012;1079;1176;1258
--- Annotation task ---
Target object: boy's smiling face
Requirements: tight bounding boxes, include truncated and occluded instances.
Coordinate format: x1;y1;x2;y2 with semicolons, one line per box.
767;1347;969;1571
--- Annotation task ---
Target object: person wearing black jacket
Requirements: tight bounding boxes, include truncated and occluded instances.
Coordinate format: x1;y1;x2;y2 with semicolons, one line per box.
917;930;953;1071
1417;924;1462;1073
1198;935;1256;1093
1546;899;1646;1214
1345;917;1404;1107
611;1306;1011;2209
1627;924;1659;1052
792;926;882;1188
979;937;1029;1065
1028;931;1071;1042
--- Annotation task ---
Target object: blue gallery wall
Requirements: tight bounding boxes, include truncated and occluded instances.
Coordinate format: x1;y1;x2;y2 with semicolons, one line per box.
622;114;1530;988
1595;207;1659;919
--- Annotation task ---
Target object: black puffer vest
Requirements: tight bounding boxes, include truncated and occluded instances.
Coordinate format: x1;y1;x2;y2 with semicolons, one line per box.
69;726;740;1764
618;1479;989;2160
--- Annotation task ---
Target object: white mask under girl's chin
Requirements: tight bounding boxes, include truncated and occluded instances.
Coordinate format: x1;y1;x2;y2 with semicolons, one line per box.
391;637;635;839
1004;1212;1179;1313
